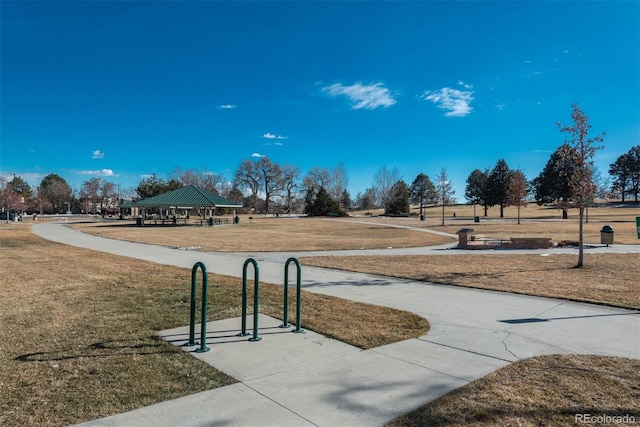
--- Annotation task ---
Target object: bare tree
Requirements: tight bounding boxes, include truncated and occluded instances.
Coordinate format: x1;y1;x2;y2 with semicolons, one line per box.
0;177;22;222
508;169;529;225
355;188;377;211
280;165;300;213
234;159;261;211
327;163;349;209
557;103;605;267
170;167;226;194
81;178;101;213
257;157;282;214
98;180;117;215
373;166;401;215
435;168;455;226
303;167;330;193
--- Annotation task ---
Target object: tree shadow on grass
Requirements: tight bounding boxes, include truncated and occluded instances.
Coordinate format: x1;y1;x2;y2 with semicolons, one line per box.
14;337;174;362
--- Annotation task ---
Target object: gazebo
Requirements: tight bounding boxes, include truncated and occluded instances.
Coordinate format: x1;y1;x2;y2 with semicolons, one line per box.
121;185;243;225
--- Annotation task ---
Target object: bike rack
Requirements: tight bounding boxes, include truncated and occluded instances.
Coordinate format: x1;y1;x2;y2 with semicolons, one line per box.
240;258;261;342
187;262;210;353
280;257;304;333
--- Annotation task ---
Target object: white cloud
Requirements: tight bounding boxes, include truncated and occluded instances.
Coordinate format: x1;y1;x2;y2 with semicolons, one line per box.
251;153;266;158
92;150;105;159
496;103;507;111
322;82;396;110
263;133;288;140
219;104;237;109
458;80;473;90
421;87;474;117
79;169;117;177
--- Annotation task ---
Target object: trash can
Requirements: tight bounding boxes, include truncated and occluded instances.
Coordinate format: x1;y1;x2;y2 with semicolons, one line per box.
600;225;614;246
208;217;214;227
136;217;142;226
474;216;480;223
420;214;425;221
234;215;239;224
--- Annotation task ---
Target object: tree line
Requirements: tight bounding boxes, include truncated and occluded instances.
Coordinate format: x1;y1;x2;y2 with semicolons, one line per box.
2;105;638;220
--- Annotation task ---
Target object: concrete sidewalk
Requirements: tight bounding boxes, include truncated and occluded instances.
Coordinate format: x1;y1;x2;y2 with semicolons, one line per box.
32;223;640;426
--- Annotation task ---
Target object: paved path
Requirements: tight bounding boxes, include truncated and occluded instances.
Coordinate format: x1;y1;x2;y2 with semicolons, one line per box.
32;222;640;427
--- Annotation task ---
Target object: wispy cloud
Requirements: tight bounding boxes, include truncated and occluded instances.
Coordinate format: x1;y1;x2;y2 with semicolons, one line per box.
322;82;396;110
457;80;473;90
421;86;474;117
262;133;288;140
79;169;117;177
251;153;266;158
218;104;237;109
92;150;105;159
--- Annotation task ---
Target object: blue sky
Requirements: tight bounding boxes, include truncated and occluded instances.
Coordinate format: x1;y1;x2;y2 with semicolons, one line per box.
2;1;638;199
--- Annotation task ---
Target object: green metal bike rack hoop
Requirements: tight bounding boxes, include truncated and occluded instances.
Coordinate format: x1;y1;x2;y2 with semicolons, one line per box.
188;262;210;353
240;258;262;342
281;257;304;333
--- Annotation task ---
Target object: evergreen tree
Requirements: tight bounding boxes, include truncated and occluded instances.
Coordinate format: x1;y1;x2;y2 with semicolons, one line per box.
305;187;340;216
136;173;182;199
531;143;575;219
40;173;73;214
409;173;437;216
609;145;640;202
487;159;513;218
388;180;410;215
464;168;490;216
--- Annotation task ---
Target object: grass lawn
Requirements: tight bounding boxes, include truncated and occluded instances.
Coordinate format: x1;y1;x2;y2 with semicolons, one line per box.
69;215;454;251
0;223;427;426
70;202;640;250
388;354;640;426
4;204;639;426
301;253;640;309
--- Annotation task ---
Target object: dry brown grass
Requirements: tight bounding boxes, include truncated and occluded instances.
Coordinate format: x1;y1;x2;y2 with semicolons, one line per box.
0;223;427;426
301;253;640;309
388;354;640;427
69;201;640;251
69;216;455;251
8;207;640;426
358;203;640;245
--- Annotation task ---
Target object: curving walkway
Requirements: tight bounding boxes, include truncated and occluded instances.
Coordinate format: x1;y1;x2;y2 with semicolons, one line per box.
32;222;640;427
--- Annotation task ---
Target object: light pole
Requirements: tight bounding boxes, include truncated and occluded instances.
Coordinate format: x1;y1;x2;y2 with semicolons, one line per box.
65;202;71;215
10;173;16;222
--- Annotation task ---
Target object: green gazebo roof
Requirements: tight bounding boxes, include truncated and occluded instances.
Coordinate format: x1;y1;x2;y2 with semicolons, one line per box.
127;185;242;208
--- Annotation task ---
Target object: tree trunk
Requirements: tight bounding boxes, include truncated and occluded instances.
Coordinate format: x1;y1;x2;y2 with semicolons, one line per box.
500;203;504;218
562;209;568;219
517;204;521;225
577;207;584;267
